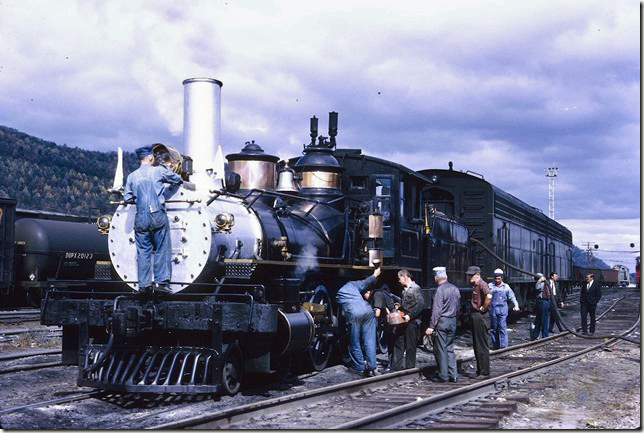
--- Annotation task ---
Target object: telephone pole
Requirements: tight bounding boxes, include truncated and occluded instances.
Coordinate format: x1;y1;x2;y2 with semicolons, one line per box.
585;242;598;268
545;165;558;220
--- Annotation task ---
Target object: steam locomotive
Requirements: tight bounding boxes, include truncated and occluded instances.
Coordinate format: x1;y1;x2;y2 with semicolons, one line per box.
0;199;120;307
41;77;574;396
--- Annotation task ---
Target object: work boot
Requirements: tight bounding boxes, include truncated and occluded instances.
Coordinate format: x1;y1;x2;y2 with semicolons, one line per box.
153;283;172;294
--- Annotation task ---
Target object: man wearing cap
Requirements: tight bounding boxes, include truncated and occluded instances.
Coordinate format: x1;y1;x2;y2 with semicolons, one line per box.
123;145;183;293
488;268;520;349
466;265;492;378
531;273;550;340
335;267;381;377
426;266;460;383
392;269;424;371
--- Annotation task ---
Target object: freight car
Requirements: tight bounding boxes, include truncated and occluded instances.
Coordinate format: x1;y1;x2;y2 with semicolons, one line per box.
572;265;619;288
40;77;573;397
0;198;123;307
418;166;573;308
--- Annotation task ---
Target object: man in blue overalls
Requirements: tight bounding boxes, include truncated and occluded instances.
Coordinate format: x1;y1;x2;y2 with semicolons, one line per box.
488;268;520;349
123;145;183;293
336;267;381;377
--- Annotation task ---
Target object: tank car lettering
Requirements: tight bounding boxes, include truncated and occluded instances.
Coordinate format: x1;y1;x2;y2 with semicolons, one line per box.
65;252;94;260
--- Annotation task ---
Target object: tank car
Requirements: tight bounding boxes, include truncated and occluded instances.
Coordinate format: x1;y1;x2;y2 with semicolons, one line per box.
0;198;119;307
418;165;574;309
41;78;472;396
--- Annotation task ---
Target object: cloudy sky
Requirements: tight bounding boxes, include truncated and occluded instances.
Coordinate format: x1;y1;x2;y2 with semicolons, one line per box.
0;0;640;268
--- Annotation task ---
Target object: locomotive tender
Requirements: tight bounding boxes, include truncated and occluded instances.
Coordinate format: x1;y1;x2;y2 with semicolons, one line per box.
41;77;572;396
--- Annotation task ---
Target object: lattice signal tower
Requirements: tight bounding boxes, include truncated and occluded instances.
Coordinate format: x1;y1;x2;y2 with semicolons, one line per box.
545;164;558;220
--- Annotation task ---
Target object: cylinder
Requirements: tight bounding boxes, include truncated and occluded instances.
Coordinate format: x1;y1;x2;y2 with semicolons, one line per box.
182;78;223;177
368;248;383;267
368;214;383;239
273;309;315;357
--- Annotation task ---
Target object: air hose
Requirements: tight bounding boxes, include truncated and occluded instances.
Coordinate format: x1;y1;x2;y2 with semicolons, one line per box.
470;237;640;345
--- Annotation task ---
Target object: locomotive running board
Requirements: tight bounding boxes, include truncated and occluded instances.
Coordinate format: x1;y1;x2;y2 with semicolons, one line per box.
79;345;221;394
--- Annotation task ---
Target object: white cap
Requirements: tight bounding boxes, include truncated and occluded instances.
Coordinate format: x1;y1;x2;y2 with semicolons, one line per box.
494;268;503;276
433;266;447;279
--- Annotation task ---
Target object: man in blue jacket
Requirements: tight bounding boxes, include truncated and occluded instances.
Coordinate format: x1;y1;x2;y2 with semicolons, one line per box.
336;267;381;377
123;145;183;293
488;268;520;349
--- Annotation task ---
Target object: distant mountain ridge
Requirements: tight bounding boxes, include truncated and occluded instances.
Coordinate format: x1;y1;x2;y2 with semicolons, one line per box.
0;125;608;269
0;125;138;217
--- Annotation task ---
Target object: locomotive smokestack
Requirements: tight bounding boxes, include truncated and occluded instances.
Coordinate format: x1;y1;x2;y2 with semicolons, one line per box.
182;78;223;189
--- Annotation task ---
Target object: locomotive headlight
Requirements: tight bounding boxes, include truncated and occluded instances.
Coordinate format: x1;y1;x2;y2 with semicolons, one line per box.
97;215;111;235
430;174;440;184
214;213;235;232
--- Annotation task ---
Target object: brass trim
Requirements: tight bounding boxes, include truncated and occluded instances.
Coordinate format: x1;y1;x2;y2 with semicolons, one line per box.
301;171;340;189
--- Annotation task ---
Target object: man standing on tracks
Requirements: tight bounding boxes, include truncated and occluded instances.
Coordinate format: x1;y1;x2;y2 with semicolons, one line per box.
426;266;460;383
548;272;564;333
123;145;183;294
488;268;520;349
580;273;602;335
365;283;400;373
392;269;424;371
466;266;492;379
336;267;382;377
531;273;550;340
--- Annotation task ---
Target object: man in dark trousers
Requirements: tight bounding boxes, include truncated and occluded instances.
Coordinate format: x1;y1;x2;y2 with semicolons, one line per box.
123;145;183;293
426;266;461;383
466;266;492;379
580;273;602;335
531;273;551;340
336;267;381;377
392;269;424;371
365;284;400;373
548;272;564;333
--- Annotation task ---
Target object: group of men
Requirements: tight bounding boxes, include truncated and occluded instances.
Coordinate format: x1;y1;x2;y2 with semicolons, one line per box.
335;267;425;377
532;271;602;339
336;264;521;383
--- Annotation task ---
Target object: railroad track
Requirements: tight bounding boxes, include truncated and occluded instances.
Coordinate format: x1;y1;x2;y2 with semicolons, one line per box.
0;288;636;429
0;349;64;375
149;292;639;429
0;309;40;324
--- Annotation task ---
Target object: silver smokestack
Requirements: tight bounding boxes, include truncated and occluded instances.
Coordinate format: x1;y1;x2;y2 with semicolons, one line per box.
182;78;223;189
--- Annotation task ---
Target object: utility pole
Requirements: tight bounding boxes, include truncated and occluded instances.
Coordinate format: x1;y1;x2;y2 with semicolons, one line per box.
545;164;558;220
585;242;598;268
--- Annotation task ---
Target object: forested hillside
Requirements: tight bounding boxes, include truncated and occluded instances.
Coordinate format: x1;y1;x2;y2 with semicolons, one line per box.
0;126;138;216
572;245;609;269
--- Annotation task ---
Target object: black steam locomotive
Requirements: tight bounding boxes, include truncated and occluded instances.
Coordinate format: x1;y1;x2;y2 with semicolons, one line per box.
0;198;121;307
41;77;573;396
